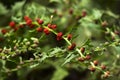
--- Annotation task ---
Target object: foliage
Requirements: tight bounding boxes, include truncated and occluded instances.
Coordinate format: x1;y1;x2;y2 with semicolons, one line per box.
0;0;120;80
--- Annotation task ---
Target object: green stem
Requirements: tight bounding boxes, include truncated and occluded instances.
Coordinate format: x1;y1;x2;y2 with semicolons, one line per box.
76;48;85;57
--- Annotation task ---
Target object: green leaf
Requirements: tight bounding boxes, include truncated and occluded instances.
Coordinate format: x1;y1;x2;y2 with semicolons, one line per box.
91;9;103;19
51;67;68;80
11;16;22;22
40;52;48;62
0;3;8;15
11;1;25;11
49;47;62;57
62;53;76;66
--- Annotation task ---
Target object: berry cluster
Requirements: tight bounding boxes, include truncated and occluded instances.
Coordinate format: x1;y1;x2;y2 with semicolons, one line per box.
0;16;73;43
0;15;111;78
76;47;110;78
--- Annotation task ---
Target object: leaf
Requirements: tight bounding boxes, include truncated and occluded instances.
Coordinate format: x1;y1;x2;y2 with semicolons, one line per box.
51;67;68;80
105;10;119;18
30;63;39;68
84;39;91;45
92;9;103;19
62;53;76;66
40;52;48;62
11;16;22;22
49;47;62;57
11;1;25;11
0;3;8;15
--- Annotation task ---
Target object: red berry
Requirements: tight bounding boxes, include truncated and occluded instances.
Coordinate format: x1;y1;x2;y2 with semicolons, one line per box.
36;19;44;25
57;32;63;37
67;34;72;40
24;16;32;26
68;43;76;50
85;55;91;60
57;32;63;41
101;21;108;27
82;10;87;17
101;65;106;70
78;57;85;62
71;43;76;48
51;24;57;29
114;30;120;35
80;47;85;53
36;27;43;32
24;16;30;21
106;71;110;75
93;60;99;66
89;67;96;72
47;23;52;28
69;8;73;15
26;19;32;26
48;24;57;29
43;28;50;35
29;24;35;28
1;29;7;34
9;21;15;28
103;71;110;78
